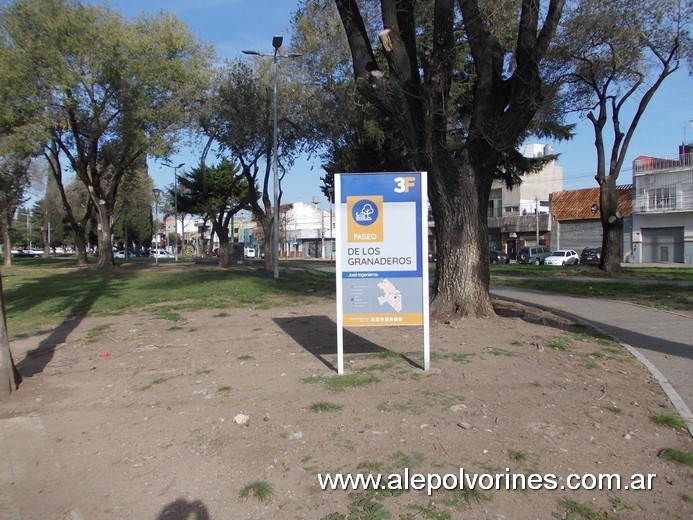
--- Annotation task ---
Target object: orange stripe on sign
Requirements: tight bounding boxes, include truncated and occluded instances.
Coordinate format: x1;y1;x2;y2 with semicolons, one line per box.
343;313;423;327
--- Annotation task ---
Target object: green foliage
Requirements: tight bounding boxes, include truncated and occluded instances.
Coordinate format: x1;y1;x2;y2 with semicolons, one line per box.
554;499;615;520
301;372;379;392
651;413;687;431
309;401;344;413
658;448;693;467
0;0;214;268
238;480;273;502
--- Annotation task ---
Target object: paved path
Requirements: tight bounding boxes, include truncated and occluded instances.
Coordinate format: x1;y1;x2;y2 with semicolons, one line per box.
490;285;693;435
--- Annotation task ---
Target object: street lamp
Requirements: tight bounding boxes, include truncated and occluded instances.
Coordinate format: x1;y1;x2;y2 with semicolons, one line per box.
164;162;185;261
243;36;301;280
153;188;162;265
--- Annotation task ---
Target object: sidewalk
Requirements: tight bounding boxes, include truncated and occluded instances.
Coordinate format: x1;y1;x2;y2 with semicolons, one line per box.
490;285;693;435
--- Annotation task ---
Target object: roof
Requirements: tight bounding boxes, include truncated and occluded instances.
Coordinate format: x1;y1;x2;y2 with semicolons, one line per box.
551;185;632;221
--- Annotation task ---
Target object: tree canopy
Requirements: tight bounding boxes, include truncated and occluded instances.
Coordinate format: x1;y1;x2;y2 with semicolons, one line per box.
0;0;214;269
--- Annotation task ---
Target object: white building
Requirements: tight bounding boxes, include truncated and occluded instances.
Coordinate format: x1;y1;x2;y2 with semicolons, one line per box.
281;200;334;259
631;145;693;263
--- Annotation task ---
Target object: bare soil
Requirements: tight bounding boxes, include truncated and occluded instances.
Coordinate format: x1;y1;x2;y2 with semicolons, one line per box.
0;299;691;520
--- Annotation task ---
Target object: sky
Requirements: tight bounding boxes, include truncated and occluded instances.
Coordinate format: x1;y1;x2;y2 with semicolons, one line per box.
100;0;692;207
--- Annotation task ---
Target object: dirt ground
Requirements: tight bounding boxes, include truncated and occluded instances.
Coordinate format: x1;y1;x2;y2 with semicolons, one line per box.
0;298;691;520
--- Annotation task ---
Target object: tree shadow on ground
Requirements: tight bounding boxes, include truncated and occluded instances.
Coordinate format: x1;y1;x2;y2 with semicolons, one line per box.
156;498;211;519
273;315;422;371
10;271;119;379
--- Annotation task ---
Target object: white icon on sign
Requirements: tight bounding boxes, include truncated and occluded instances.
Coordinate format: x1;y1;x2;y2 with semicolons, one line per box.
355;203;375;222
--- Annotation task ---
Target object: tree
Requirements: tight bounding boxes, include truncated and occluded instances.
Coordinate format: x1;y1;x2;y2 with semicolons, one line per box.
197;60;310;273
331;0;567;318
0;274;21;398
0;154;30;266
0;0;214;271
292;0;412;203
176;160;252;267
112;159;154;255
557;0;692;272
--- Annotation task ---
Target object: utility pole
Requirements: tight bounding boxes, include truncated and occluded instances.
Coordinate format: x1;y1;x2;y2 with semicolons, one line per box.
535;196;540;245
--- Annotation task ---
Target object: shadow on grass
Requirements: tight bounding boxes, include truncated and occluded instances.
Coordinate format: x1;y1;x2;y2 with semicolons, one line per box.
273;315;423;372
6;269;122;379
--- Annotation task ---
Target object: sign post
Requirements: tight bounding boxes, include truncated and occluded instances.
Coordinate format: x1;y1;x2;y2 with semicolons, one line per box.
335;172;429;374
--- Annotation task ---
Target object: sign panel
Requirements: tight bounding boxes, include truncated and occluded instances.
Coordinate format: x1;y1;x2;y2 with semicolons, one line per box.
335;172;430;373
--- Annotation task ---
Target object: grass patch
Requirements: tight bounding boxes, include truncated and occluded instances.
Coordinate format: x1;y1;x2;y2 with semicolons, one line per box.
510;340;523;346
683;493;693;503
658;448;693;467
508;450;528;462
238;480;273;502
606;404;623;415
389;451;425;469
546;336;571;351
153;309;182;322
141;377;170;390
301;372;380;392
556;499;615;520
216;386;232;393
237;355;254;361
486;347;515;357
491;273;692;313
651;412;687;431
309;401;344;413
85;323;111;343
213;311;230;317
1;263;334;337
195;369;212;375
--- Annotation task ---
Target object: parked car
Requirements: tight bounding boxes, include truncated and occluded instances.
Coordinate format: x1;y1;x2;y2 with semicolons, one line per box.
580;247;602;265
149;248;174;259
516;246;551;265
489;249;509;264
114;250;126;259
11;248;41;258
544;249;580;266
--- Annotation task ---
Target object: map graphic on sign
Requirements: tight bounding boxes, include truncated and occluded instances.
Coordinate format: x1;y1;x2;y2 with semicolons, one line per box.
377;279;402;312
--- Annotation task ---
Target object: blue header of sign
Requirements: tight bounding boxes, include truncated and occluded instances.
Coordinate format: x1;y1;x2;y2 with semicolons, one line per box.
339;172;424;279
340;173;422;203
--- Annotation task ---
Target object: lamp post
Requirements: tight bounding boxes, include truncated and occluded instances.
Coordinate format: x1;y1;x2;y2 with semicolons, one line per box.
152;188;162;265
243;36;300;280
123;207;128;260
164;162;185;261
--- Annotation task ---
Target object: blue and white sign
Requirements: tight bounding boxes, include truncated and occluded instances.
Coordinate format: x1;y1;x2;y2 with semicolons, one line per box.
335;172;430;374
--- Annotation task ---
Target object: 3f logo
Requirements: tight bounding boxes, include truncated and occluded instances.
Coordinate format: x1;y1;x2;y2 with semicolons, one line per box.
394;176;416;193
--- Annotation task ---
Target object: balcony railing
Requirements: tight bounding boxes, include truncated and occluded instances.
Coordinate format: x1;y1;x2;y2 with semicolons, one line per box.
633;192;693;213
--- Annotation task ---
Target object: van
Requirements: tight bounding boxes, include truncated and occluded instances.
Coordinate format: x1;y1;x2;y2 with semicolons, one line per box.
244;247;256;259
516;246;551;265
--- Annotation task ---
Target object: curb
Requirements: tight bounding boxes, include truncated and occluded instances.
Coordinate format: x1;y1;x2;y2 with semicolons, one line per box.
491;293;693;438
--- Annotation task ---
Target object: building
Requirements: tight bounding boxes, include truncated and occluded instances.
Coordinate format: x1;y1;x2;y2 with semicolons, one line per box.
280;200;334;259
487;144;563;258
631;145;693;263
550;186;633;260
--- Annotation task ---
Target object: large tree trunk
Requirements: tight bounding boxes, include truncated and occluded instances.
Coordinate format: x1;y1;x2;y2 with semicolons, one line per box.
260;215;274;272
429;153;495;318
0;276;20;399
74;230;89;266
599;177;623;273
2;224;11;268
95;207;115;271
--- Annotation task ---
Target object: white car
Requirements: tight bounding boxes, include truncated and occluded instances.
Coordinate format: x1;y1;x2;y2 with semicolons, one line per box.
149;249;175;259
544;249;580;266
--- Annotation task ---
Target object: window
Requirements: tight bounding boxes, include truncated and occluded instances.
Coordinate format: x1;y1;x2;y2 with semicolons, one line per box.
648;187;677;210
